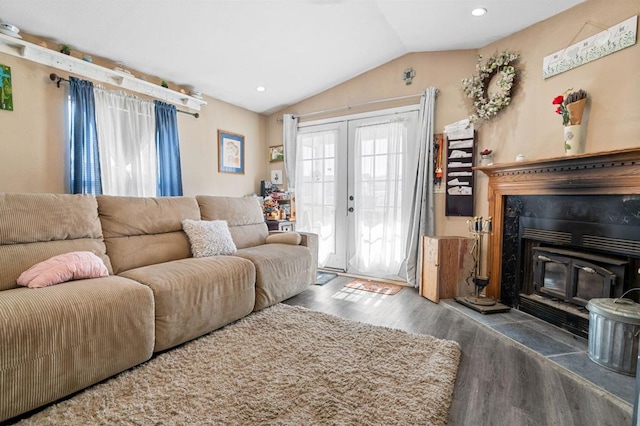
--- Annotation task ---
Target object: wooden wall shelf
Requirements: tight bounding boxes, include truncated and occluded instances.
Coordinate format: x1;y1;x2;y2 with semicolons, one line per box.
476;147;640;300
0;32;207;111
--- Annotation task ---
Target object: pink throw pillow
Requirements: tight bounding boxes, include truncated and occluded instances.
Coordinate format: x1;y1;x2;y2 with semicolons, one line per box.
17;251;109;288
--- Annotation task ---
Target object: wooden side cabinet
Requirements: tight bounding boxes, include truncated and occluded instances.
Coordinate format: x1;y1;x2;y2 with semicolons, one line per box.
420;236;474;303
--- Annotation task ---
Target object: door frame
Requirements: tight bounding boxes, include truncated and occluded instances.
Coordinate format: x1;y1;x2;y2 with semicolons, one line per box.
297;104;421;277
298;104;420;129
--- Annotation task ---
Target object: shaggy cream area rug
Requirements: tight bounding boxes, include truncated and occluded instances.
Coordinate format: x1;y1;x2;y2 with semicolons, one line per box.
19;304;461;425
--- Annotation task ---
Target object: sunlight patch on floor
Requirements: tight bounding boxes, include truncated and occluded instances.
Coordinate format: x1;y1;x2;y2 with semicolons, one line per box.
331;287;389;306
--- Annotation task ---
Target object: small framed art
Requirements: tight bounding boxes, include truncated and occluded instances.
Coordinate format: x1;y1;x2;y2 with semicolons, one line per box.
218;130;245;174
271;169;283;185
268;145;284;162
0;64;13;111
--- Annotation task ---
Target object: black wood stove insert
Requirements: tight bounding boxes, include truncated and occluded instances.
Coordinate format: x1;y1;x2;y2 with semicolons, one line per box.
502;195;640;338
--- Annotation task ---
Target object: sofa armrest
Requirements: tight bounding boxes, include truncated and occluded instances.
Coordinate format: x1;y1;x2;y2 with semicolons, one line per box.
266;230;318;285
298;232;318;284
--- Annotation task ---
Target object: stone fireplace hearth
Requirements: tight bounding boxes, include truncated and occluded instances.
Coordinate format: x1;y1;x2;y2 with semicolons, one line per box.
476;148;640;336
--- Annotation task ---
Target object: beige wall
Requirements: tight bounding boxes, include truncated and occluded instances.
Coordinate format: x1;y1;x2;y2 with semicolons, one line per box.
0;52;267;196
473;0;640;227
267;0;640;237
1;0;637;216
179;97;267;197
266;49;479;237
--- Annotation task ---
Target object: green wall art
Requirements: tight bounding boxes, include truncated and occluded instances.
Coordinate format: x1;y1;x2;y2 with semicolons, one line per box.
543;15;637;79
0;64;13;111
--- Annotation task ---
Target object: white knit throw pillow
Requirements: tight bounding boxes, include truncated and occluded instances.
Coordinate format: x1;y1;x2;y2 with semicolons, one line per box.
182;219;237;257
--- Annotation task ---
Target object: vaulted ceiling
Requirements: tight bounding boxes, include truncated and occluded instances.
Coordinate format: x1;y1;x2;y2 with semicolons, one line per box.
0;0;585;114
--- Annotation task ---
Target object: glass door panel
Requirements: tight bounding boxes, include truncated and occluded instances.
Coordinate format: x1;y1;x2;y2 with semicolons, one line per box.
347;112;418;280
295;122;347;270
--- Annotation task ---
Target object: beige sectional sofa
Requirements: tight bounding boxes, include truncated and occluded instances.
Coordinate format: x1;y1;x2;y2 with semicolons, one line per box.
0;192;317;422
197;196;316;310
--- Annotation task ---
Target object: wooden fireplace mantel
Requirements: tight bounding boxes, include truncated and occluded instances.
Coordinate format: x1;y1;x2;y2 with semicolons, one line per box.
475;147;640;300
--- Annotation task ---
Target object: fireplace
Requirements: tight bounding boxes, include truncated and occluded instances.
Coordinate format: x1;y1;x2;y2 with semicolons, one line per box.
476;148;640;337
506;198;640;337
532;246;626;306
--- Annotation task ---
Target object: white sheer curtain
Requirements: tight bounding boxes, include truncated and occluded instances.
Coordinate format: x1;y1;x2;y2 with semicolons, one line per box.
405;87;437;287
295;129;339;267
282;114;299;190
348;119;419;279
93;88;156;196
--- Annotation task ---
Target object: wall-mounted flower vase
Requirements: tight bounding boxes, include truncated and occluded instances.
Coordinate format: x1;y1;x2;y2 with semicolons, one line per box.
480;154;493;166
564;124;584;155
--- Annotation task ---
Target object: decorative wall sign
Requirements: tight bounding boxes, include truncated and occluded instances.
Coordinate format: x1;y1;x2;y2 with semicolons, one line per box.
0;64;13;111
543;15;637;79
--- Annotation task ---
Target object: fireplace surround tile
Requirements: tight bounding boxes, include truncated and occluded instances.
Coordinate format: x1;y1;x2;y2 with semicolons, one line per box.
442;299;634;405
441;300;531;326
550;352;635;403
518;318;588;353
492;322;578;357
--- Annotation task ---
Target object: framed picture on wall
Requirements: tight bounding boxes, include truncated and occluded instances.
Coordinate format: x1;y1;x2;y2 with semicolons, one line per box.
271;169;283;185
218;130;245;174
268;145;284;162
0;64;13;111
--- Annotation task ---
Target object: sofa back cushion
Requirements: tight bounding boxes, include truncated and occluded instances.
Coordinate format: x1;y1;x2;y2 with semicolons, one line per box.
98;195;200;274
196;196;268;249
0;193;111;291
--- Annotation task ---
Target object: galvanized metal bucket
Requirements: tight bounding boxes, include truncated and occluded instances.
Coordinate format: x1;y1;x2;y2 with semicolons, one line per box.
587;297;640;376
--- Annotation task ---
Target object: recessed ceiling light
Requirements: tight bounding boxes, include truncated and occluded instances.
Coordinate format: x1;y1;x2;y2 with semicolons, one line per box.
256;86;266;92
471;7;487;17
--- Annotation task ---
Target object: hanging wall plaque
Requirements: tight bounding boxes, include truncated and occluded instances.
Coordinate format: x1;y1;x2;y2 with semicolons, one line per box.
542;15;637;79
0;64;13;111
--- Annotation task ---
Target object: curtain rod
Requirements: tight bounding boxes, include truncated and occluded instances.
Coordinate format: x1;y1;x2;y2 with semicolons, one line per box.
49;73;200;118
277;91;433;122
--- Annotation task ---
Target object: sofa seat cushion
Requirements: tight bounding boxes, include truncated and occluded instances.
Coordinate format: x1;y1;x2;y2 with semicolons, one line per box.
0;276;154;422
233;244;313;311
120;256;256;352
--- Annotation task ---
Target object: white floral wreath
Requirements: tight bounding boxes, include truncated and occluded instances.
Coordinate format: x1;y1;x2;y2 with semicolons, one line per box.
462;51;519;124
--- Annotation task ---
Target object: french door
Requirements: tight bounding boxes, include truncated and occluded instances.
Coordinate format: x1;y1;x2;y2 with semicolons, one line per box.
296;122;348;270
296;107;419;281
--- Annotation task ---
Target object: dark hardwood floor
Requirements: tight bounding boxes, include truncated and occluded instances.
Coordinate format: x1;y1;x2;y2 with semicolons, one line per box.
284;275;633;426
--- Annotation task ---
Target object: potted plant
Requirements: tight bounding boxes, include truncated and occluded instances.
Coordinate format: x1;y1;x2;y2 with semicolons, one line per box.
161;80;169;88
59;44;72;55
